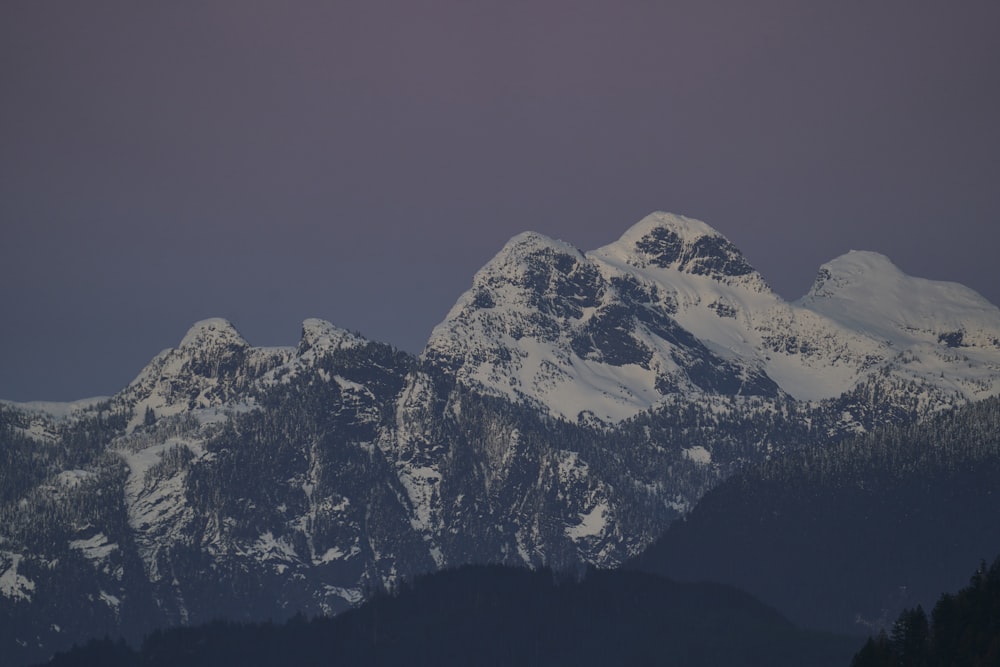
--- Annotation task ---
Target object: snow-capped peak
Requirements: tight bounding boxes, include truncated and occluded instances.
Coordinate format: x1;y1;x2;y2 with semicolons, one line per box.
427;229;595;347
117;318;289;431
481;231;584;273
803;250;904;299
593;212;766;289
297;319;365;356
613;211;725;247
178;318;248;350
422;213;791;423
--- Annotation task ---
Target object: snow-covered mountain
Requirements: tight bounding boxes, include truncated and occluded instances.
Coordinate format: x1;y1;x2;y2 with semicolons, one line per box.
422;223;775;425
4;211;1000;666
426;212;1000;423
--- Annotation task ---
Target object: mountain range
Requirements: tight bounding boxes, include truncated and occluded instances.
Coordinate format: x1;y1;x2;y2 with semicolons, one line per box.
3;212;1000;665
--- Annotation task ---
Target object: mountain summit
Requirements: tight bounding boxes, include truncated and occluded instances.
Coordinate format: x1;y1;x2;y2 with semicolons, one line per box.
598;212;765;286
423;213;781;423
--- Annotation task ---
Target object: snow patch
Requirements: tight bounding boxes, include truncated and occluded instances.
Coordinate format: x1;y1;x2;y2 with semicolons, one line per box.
99;590;121;610
179;317;246;349
565;502;609;540
323;585;364;606
314;544;360;564
252;531;299;562
69;533;119;563
682;446;712;464
0;553;36;601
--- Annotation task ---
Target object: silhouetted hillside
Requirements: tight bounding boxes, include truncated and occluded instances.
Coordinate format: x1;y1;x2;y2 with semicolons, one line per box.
632;397;1000;635
39;565;856;667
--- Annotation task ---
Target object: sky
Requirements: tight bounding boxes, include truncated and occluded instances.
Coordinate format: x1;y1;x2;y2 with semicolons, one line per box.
2;0;999;402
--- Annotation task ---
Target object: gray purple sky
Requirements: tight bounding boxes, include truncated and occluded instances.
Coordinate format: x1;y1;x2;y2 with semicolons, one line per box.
2;1;999;401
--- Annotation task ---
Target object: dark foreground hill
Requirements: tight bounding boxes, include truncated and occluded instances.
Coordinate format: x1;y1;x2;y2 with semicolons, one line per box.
632;397;1000;636
39;565;856;667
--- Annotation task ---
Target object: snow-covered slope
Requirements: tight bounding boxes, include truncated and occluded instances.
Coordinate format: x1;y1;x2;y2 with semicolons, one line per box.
797;250;1000;404
798;250;999;346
